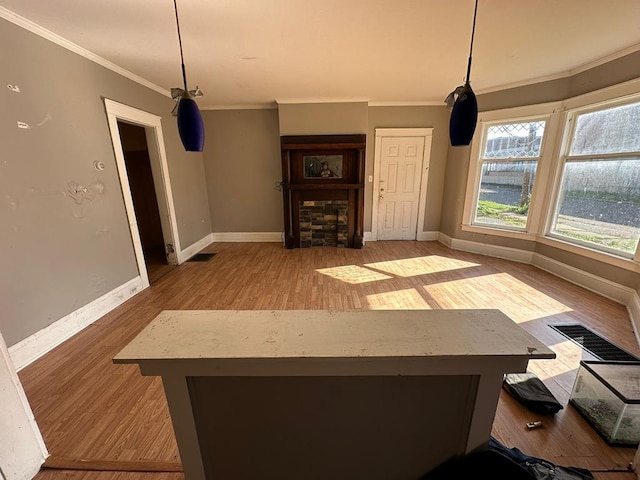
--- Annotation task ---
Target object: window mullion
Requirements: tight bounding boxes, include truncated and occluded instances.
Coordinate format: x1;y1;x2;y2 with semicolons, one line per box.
565;151;640;162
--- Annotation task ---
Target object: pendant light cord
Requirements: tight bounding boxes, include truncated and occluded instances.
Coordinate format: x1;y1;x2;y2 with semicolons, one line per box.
465;0;479;84
173;0;188;91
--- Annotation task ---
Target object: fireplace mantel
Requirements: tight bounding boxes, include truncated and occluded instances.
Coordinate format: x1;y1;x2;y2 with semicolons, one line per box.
280;134;366;249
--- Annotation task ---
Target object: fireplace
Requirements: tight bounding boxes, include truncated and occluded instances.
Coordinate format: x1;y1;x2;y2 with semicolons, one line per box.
281;134;366;249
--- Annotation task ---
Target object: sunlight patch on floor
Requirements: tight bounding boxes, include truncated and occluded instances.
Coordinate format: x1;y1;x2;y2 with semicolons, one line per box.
524;341;585;400
365;288;433;309
316;265;392;284
422;272;572;323
527;348;579;382
365;255;480;278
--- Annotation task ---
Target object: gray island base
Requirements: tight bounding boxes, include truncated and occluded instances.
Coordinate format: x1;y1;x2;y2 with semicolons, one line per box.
114;309;555;480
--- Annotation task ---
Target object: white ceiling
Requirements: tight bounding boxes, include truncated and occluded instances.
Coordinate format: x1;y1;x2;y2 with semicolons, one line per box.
3;0;640;108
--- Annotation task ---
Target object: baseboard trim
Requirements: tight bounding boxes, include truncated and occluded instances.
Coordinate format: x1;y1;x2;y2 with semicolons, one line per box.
628;291;640;348
43;456;182;473
443;234;535;264
363;231;439;242
177;234;215;263
210;232;283;243
9;277;143;371
417;231;440;241
532;253;636;306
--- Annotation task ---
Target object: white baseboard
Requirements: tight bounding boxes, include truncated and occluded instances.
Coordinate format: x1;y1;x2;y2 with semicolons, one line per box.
210;232;283;243
438;232;453;248
9;277;143;371
628;291;640;348
363;231;439;242
532;253;636;306
177;233;215;263
417;231;440;241
443;234;535;264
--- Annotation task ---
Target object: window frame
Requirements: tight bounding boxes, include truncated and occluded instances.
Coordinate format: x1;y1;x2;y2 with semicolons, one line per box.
545;94;640;261
462;103;560;240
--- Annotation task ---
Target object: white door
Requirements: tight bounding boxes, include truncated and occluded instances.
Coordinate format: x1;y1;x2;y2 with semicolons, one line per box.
376;136;426;240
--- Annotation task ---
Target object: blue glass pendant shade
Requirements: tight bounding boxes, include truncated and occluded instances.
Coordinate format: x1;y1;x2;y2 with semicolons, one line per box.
449;82;478;147
177;93;205;152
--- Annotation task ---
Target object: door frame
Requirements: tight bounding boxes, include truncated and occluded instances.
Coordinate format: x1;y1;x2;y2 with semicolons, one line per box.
104;98;180;289
371;128;433;241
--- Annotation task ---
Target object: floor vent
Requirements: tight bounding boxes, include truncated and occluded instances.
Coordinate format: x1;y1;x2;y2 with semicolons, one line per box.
187;253;216;262
549;324;639;362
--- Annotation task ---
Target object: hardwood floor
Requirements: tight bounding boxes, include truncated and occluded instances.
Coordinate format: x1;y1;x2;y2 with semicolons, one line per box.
23;241;638;479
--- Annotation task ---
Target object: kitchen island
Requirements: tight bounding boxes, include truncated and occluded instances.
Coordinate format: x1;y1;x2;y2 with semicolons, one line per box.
114;309;555;480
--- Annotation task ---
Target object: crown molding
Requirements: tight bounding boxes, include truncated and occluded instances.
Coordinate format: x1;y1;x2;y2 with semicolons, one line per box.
275;98;370;105
201;104;277;111
368;100;445;107
0;6;171;98
477;42;640;96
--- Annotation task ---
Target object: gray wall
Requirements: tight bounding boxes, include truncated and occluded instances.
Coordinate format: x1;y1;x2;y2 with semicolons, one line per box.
202;109;283;233
440;51;640;288
203;104;450;236
0;18;211;346
278;102;368;135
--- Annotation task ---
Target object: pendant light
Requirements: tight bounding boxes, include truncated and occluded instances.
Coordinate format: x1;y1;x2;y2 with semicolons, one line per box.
445;0;479;147
171;0;205;152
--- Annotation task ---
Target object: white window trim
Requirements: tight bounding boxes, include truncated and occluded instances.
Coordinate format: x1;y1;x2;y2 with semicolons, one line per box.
462;102;561;237
461;77;640;271
546;89;640;263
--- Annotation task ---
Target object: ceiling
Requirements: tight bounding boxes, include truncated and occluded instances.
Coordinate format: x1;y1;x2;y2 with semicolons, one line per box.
3;0;640;109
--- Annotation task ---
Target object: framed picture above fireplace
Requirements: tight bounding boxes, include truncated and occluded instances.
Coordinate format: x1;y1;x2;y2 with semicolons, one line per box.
303;155;343;179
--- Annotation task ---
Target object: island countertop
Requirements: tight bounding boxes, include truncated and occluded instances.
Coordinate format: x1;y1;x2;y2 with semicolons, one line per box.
113;309;555;376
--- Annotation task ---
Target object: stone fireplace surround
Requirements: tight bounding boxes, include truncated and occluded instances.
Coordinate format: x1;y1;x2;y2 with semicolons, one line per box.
299;200;348;248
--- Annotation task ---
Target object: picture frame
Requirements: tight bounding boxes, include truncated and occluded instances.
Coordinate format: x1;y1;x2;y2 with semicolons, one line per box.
303;155;343;179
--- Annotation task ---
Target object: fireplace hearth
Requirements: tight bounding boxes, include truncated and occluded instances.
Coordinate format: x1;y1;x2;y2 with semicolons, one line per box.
280;135;366;249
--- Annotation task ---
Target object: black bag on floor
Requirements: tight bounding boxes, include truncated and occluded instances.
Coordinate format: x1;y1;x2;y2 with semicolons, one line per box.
503;371;563;415
488;437;595;480
419;437;594;480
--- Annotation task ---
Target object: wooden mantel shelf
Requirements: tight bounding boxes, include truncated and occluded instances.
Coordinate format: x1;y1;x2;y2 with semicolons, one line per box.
286;183;364;190
114;309;554;480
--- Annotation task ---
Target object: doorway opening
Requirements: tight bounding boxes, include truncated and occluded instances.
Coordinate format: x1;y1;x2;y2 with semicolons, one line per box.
104;99;181;289
118;122;174;283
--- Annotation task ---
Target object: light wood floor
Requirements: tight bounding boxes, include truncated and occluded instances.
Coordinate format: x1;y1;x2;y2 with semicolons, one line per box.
23;241;639;479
